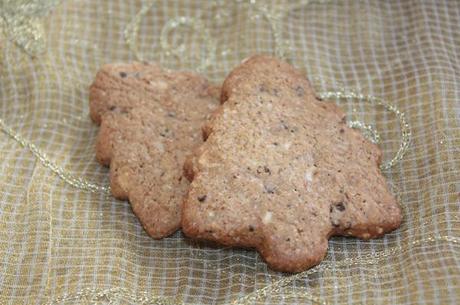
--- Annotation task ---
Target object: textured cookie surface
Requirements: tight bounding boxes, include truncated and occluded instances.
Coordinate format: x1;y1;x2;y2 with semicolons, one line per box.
182;55;402;272
90;62;219;238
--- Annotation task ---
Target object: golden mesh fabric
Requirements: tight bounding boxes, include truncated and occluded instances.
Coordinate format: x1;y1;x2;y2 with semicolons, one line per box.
0;1;459;304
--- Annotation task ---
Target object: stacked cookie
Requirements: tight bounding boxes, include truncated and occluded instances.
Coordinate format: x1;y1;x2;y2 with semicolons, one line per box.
89;62;220;238
90;55;402;272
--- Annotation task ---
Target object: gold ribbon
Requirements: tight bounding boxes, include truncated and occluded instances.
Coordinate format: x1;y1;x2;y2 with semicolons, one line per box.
0;118;110;194
0;0;60;55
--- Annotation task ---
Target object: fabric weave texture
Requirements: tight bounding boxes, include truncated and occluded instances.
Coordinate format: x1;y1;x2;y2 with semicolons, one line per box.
0;0;459;304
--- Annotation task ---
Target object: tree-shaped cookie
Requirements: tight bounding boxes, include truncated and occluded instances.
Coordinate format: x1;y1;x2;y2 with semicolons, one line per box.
90;62;219;238
182;55;402;272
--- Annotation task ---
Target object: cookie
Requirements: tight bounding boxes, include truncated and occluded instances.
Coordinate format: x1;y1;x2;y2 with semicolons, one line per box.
89;62;219;239
182;55;402;272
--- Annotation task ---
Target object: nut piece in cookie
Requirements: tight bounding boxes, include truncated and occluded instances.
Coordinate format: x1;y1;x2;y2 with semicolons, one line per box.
182;55;402;272
89;62;219;239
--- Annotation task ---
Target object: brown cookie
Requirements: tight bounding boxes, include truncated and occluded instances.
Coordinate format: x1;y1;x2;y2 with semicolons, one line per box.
182;55;402;272
89;62;219;239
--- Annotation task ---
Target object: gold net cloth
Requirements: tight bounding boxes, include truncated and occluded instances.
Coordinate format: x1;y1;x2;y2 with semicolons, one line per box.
0;0;459;304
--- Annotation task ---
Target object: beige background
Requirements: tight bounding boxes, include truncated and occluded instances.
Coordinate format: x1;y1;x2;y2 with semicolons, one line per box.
0;0;459;304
